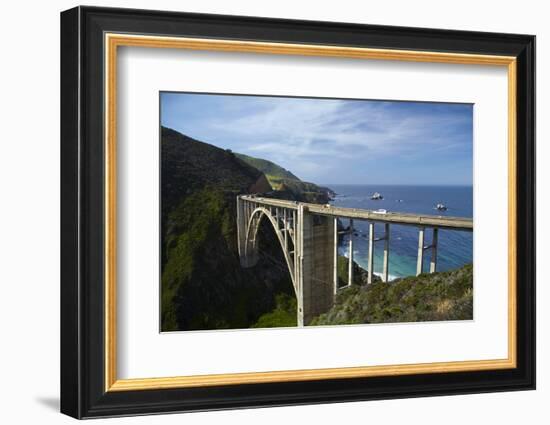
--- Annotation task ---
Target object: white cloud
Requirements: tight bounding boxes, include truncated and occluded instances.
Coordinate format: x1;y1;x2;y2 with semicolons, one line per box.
210;98;470;165
163;93;472;184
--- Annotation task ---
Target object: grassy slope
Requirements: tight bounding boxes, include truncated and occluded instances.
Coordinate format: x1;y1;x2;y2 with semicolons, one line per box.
236;152;333;203
235;153;299;186
253;260;472;328
311;264;473;326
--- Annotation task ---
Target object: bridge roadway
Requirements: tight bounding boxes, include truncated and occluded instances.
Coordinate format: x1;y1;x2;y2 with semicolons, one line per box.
239;195;473;230
236;194;473;326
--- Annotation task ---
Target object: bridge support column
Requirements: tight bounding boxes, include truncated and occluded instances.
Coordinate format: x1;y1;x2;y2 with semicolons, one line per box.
368;222;374;284
348;219;354;287
237;196;246;263
296;206;304;326
333;217;338;296
297;206;335;326
382;223;390;282
430;228;439;273
416;227;425;276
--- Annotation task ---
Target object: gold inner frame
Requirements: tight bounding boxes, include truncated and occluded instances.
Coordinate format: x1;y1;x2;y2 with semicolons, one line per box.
104;33;518;392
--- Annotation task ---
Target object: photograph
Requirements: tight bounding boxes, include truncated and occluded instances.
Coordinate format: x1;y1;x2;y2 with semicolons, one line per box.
160;92;474;331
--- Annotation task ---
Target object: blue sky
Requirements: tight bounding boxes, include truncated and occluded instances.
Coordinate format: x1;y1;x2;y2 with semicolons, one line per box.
161;92;473;186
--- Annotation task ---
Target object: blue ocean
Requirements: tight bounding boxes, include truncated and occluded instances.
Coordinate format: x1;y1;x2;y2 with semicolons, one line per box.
328;184;473;279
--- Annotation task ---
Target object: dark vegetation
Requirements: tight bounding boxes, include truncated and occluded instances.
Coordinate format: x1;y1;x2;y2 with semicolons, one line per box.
310;264;473;326
252;293;298;328
162;127;307;331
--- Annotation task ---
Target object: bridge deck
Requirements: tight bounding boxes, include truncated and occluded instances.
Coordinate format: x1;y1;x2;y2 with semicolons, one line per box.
238;194;473;324
239;195;473;231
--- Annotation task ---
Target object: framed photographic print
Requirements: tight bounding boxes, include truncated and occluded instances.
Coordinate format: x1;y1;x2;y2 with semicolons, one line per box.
60;6;535;419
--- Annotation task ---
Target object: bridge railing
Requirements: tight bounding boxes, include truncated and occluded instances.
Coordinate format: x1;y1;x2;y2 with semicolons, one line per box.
239;195;473;292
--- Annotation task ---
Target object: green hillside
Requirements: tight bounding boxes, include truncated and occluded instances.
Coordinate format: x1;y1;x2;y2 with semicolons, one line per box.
236;152;334;203
161;127;293;331
311;264;473;326
235;153;299;186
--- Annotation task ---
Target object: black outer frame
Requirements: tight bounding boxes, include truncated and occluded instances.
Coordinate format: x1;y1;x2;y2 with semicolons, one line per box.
60;5;535;419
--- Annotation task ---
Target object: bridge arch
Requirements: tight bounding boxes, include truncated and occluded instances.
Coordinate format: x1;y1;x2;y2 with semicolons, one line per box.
244;207;297;295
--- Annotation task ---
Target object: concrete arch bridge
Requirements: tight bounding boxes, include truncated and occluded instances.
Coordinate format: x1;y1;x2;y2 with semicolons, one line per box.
236;195;473;326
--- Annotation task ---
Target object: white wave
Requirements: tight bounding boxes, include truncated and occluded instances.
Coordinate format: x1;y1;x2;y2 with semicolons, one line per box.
373;271;400;282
